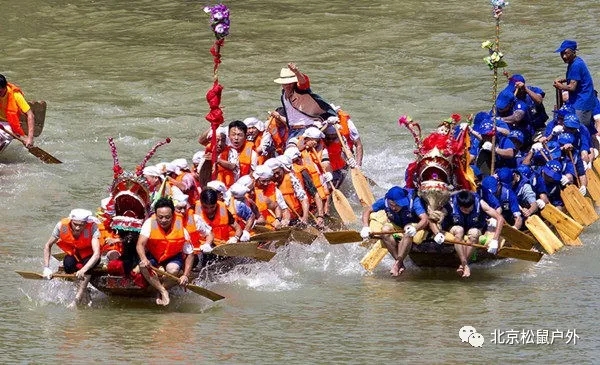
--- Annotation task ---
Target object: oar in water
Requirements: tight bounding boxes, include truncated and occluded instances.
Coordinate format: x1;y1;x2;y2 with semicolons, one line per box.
0;124;61;164
204;240;276;262
332;126;375;207
539;203;583;242
16;270;76;280
443;236;543;263
148;266;224;302
323;230;403;245
500;224;538;250
524;214;563;254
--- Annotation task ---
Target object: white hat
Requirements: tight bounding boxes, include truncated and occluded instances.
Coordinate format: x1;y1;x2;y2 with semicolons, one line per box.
156;162;176;174
173;193;189;207
100;197;112;210
284;146;301;160
253;165;274;180
192;151;205;164
286;137;299;147
207;180;227;194
171;158;189;172
69;209;93;222
243;117;260;128
229;183;249;199
264;157;283;171
303;127;325;139
142;165;162;177
276;155;293;171
237;175;254;189
274;68;298;84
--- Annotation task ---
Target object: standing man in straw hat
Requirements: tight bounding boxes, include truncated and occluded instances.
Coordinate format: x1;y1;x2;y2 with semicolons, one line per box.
553;40;596;130
42;209;101;307
271;63;337;139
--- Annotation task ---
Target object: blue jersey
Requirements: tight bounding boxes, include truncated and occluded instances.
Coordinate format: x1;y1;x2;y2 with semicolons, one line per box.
566;57;596;111
443;193;488;231
371;190;426;227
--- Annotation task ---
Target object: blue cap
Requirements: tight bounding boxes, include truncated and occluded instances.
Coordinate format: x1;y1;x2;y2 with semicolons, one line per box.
563;114;580;128
496;89;514;110
542;160;562;182
473;111;491;127
385;186;409;207
481;175;499;193
557;132;575;146
509;74;525;84
546;140;562;160
478;122;495;136
496;167;514;185
508;129;525;144
517;165;533;180
555;40;577;53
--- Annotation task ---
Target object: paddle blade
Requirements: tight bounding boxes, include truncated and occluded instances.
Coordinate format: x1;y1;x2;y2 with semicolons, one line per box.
248;230;292;242
330;188;357;224
324;230;362;244
212;242;276;262
496;247;543;262
350;168;375;207
500;224;537;250
15;270;76;280
27;146;62;164
186;284;225;301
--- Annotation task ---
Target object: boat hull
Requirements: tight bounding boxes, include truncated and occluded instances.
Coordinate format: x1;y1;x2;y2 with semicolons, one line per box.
408;240;496;268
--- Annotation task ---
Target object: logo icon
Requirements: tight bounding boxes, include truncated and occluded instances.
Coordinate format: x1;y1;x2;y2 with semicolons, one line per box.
459;325;485;347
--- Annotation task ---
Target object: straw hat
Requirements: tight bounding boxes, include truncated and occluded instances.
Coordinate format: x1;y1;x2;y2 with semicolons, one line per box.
274;68;298;84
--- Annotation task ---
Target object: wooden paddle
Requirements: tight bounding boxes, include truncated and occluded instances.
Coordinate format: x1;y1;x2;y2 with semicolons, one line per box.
324;230;403;245
500;224;537;250
561;184;598;226
524;214;563;254
443;236;543;262
247;230;292;242
0;124;61;164
332;126;375;207
539;203;583;242
149;266;224;301
585;168;600;205
16;270;76;280
206;241;276;262
19;100;47;137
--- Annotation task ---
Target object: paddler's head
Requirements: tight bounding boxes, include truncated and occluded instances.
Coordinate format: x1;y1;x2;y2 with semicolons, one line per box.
302;127;325;149
555;40;577;64
384;186;410;213
200;188;219;219
154;198;176;231
228;120;248;150
274;68;298;97
455;190;476;215
253;165;274;188
242;117;264;142
68;209;93;235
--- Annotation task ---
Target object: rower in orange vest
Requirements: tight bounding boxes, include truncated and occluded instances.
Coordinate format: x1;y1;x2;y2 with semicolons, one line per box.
0;74;35;148
252;165;291;229
197;188;244;253
244;117;274;165
42;208;101;307
266;157;311;227
136;197;195;306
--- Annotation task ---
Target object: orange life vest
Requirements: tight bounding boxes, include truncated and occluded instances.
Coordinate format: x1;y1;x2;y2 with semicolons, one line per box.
252;133;268;165
278;174;303;218
254;182;278;225
182;209;202;249
147;213;187;263
265;115;288;155
56;218;95;261
237;141;254;177
2;83;26;135
176;172;201;206
216;147;236;187
301;149;328;199
99;220;122;254
200;201;234;243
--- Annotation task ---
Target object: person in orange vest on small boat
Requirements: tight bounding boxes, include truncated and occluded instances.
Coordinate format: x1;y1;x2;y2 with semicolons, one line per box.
284;146;326;226
136;197;195;306
0;74;35;149
197;188;245;254
244;117;273;165
42;209;101;306
251;164;291;229
266;157;310;227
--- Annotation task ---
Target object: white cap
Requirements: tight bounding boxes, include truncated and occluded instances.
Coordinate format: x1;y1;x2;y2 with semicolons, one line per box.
243;117;265;132
207;180;227;194
155;162;176;174
264;157;283;171
287;137;299;147
303;127;325;139
69;209;93;222
276;155;293;171
192;151;205;164
171;158;189;172
229;183;249;199
237;175;254;189
173;192;189;207
284;146;301;160
142;165;162;177
253;165;274;180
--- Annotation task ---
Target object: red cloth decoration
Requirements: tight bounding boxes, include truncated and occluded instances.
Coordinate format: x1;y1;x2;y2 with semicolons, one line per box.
106;260;125;276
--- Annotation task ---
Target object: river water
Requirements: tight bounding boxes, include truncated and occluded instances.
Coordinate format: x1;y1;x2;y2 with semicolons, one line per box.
1;0;599;363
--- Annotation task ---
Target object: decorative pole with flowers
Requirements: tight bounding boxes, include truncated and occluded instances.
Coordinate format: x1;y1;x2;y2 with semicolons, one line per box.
203;4;230;179
481;0;508;174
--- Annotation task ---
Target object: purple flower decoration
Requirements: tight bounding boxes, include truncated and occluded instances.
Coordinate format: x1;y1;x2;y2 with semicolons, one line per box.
204;4;230;39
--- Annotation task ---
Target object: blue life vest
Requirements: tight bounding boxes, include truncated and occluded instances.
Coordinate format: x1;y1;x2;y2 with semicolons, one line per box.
450;193;487;230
